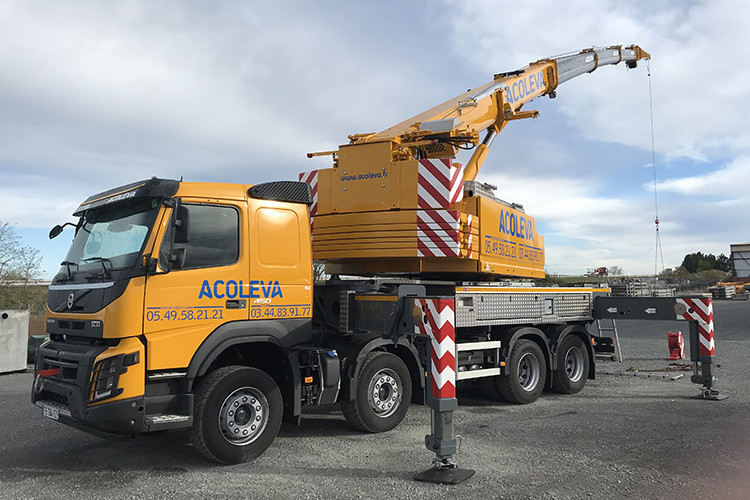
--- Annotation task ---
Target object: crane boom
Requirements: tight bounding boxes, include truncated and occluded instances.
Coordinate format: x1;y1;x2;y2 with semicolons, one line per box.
350;45;650;181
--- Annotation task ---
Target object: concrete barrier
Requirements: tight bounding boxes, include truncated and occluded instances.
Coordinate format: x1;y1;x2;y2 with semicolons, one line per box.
0;310;29;373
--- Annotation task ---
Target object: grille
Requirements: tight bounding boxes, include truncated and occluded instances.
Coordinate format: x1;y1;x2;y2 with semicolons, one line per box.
40;350;85;383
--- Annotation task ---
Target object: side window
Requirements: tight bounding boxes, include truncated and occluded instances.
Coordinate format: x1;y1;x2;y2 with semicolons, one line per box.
162;204;239;270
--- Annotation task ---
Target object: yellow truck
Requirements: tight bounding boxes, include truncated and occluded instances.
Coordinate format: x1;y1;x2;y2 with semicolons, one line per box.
33;46;722;472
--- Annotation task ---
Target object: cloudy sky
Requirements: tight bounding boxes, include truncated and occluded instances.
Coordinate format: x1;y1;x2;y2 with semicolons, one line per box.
1;0;747;278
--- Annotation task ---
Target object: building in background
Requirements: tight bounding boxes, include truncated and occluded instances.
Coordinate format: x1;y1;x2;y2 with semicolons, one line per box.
730;243;750;277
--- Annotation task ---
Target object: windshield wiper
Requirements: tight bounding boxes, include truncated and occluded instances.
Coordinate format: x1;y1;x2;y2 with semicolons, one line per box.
60;260;78;281
83;257;112;278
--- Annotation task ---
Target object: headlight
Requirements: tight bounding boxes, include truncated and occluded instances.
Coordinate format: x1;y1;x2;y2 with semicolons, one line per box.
89;351;139;402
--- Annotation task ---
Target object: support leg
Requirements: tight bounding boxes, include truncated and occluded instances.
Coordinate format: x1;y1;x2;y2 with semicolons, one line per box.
687;320;727;401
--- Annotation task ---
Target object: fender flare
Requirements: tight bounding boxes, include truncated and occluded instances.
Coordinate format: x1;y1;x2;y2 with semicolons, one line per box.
342;336;423;402
497;326;552;377
185;320;310;419
187;319;309;383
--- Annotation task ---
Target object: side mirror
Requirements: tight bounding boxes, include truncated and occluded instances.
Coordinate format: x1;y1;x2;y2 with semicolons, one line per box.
49;222;77;239
49;225;64;239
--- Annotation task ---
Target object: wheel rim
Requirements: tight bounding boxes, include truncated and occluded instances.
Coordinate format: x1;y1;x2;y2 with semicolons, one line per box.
367;368;402;418
564;346;585;383
219;387;269;445
517;352;541;392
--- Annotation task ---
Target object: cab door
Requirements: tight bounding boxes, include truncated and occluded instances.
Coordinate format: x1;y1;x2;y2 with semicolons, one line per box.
143;199;249;371
247;198;313;324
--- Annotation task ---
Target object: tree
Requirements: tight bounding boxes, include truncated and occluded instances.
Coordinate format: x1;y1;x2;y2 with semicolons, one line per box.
608;265;623;276
680;252;730;274
0;222;41;286
0;222;43;312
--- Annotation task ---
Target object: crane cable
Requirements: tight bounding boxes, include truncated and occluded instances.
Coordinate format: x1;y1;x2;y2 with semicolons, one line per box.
647;59;666;276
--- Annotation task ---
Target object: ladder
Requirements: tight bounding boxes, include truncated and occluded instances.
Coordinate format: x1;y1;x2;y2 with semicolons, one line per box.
593;318;623;362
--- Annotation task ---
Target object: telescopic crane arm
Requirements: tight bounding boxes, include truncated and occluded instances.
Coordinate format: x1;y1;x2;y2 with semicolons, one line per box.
347;45;650;181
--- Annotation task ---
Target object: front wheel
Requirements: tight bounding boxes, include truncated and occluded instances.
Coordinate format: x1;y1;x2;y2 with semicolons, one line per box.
190;366;283;464
551;335;590;394
341;351;412;433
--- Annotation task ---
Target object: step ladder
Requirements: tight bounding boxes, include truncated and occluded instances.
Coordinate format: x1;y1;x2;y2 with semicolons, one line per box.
593;318;622;362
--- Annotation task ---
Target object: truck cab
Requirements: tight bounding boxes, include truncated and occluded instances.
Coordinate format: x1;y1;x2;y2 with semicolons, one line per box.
34;178;322;463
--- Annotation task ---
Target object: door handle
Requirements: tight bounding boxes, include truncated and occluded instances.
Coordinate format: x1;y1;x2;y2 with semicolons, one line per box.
225;299;246;309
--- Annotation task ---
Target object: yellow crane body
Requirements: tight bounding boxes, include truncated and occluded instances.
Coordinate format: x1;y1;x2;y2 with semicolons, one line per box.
303;45;648;279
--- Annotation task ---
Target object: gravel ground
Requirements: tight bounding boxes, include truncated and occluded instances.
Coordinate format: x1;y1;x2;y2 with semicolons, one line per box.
1;300;748;499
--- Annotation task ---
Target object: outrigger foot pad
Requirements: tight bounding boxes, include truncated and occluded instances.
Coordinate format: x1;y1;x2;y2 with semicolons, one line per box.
414;458;475;485
692;387;728;401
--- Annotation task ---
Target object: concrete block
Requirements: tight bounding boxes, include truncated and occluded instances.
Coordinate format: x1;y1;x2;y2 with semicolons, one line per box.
0;310;29;373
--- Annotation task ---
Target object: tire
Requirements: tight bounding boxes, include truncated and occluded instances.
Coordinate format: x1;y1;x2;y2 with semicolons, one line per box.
551;335;590;394
341;352;412;433
492;339;547;404
190;366;283;464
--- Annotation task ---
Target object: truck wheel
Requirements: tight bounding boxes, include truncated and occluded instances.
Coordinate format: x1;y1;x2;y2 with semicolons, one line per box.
190;366;283;464
552;335;590;394
341;351;412;433
494;339;547;404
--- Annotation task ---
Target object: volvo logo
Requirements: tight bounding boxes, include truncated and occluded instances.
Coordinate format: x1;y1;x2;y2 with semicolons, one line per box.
67;292;75;310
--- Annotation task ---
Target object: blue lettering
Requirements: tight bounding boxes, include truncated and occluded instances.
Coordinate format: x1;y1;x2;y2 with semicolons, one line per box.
519;79;526;99
271;282;283;298
510;213;516;236
261;282;273;298
498;209;506;234
226;280;238;299
511;81;518;102
249;280;260;298
239;280;249;298
529;74;536;93
519;217;526;239
213;280;225;299
199;280;212;299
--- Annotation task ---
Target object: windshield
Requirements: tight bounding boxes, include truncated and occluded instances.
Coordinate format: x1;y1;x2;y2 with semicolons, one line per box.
59;197;160;275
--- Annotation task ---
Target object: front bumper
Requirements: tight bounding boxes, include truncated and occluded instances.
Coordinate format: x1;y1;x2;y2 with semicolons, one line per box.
31;339;147;435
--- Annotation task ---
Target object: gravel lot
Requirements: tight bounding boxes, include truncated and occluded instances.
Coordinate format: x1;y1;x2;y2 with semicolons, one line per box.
1;300;748;499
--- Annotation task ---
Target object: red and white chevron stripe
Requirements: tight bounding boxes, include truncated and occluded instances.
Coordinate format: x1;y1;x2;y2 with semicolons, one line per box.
677;298;715;356
298;170;318;216
417;159;464;209
415;298;456;399
417;210;460;257
464;214;476;259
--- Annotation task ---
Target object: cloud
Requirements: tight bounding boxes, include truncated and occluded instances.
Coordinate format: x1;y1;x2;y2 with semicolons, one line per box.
656;156;750;196
444;0;750;160
1;0;746;279
0;1;451;227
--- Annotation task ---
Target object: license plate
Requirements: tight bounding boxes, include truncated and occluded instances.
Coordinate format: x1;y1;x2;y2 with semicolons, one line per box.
42;404;60;421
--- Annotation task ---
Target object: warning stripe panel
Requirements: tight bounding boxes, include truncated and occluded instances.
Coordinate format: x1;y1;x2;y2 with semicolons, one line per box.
298;170;319;216
676;298;715;357
415;298;456;399
418;159;464;209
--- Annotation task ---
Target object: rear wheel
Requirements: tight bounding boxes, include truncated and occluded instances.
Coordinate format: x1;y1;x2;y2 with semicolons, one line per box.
483;339;546;404
342;351;412;433
190;366;283;464
552;335;590;394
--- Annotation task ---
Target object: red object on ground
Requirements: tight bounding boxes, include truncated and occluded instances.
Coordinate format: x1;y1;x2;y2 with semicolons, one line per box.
667;331;685;360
